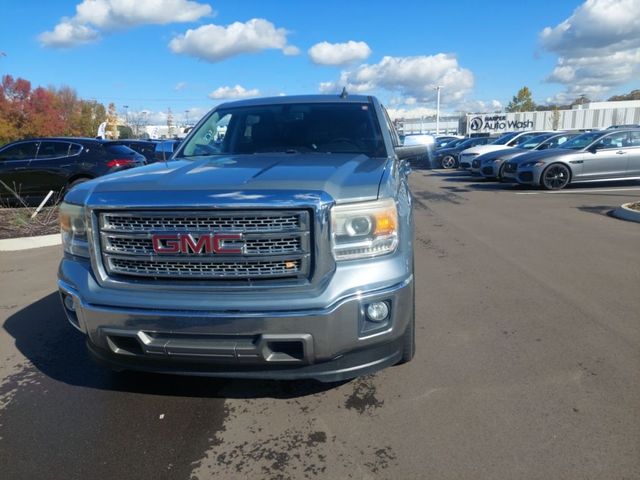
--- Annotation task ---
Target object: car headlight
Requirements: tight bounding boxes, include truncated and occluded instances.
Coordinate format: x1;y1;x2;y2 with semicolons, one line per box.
59;202;89;258
331;198;398;260
522;161;546;168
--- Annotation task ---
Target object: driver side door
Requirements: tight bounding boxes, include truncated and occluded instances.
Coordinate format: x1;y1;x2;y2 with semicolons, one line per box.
581;131;629;180
0;141;40;199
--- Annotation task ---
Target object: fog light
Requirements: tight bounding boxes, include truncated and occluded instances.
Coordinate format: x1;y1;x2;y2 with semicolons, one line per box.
63;294;76;312
366;301;389;322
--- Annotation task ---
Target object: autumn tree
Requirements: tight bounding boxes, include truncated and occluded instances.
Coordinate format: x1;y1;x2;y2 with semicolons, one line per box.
0;75;107;144
506;86;536;112
106;102;118;139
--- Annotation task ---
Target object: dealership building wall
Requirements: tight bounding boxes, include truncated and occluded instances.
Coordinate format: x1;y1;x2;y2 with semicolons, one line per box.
395;100;640;136
464;101;640;135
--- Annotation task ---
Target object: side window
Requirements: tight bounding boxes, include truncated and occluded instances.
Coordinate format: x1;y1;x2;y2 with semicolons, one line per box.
0;142;38;161
596;132;627;149
628;131;640;147
68;143;83;155
37;141;71;159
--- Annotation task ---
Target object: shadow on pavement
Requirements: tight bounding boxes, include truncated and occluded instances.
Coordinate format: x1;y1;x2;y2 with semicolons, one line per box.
3;292;346;400
576;205;616;217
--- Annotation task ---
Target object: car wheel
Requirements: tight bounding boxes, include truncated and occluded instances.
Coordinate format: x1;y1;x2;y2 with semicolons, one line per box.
497;163;506;181
441;155;456;169
541;163;571;190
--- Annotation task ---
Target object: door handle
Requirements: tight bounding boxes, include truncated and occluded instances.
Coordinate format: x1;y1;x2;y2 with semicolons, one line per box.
616;150;627;155
14;167;26;170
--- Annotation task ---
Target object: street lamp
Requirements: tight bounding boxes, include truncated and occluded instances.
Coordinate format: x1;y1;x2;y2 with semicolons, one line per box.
184;109;190;126
435;86;442;135
123;105;129;125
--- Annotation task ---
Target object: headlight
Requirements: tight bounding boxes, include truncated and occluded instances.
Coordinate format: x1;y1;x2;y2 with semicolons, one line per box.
59;202;89;258
331;198;398;260
523;161;546;168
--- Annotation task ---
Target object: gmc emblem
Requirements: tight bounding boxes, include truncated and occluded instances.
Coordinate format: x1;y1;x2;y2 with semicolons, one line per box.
151;233;243;255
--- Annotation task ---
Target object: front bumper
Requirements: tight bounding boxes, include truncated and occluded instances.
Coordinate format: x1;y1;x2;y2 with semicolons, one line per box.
480;162;501;178
58;255;414;382
458;155;477;170
514;168;539;185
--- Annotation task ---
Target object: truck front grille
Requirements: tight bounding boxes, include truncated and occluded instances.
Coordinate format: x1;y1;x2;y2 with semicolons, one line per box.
97;210;311;281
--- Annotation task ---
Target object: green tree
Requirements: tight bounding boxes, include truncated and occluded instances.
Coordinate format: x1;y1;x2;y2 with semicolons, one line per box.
506;86;536;112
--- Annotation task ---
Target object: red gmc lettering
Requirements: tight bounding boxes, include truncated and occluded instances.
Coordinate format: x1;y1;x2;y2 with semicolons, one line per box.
152;233;243;254
152;234;181;254
181;234;211;254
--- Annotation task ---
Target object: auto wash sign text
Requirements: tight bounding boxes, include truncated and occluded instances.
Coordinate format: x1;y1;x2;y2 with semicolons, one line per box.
467;114;534;133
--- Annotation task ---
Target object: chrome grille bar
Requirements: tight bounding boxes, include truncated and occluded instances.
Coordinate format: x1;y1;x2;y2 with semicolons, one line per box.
98;209;311;281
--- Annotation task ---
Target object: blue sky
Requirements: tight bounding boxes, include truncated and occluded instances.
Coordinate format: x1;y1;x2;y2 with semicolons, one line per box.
1;0;639;123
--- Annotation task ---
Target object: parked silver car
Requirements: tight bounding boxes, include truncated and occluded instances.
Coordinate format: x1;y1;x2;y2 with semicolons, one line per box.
479;132;578;180
507;129;640;190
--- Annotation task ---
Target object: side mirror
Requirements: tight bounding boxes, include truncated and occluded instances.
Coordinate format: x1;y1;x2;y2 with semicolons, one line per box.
587;144;599;154
395;144;428;160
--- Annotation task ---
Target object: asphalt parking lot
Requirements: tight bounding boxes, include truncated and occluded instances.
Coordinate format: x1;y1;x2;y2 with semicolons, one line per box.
0;170;638;480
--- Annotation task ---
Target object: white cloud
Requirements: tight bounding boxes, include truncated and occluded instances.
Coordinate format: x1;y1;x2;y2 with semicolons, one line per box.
169;18;299;62
174;81;188;91
38;21;99;48
540;0;640;96
456;99;503;113
39;0;212;48
308;40;372;66
318;54;474;101
386;106;437;120
208;85;260;100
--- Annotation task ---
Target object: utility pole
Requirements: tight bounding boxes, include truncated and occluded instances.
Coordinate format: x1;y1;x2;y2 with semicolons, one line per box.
435;86;442;135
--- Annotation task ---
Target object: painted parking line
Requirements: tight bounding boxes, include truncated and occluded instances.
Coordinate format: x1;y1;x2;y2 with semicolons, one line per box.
515;187;640;195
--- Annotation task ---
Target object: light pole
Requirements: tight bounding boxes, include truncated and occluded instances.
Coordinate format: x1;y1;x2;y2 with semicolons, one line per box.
435;86;442;135
123;105;129;125
184;109;190;126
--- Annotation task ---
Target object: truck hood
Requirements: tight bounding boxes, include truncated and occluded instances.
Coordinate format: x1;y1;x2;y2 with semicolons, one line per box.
67;153;389;206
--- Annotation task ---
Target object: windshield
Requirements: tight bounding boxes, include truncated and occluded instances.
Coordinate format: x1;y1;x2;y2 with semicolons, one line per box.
559;131;605;150
491;132;519;145
519;133;555;149
180;102;386;157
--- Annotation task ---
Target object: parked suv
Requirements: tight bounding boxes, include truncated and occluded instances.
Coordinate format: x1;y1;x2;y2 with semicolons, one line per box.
57;94;422;382
0;137;145;201
109;139;158;164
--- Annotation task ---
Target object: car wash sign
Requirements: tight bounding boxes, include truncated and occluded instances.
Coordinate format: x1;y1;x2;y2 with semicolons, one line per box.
467;114;534;134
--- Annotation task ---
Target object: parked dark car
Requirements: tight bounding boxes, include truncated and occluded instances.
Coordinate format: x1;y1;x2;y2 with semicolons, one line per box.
433;136;495;169
154;139;182;162
109;140;157;163
0;137;145;201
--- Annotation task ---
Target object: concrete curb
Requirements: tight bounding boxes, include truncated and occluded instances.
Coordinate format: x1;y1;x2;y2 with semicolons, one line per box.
0;233;61;251
612;203;640;223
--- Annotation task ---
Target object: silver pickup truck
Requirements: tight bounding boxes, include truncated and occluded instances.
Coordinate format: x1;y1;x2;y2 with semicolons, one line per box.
57;94;423;382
